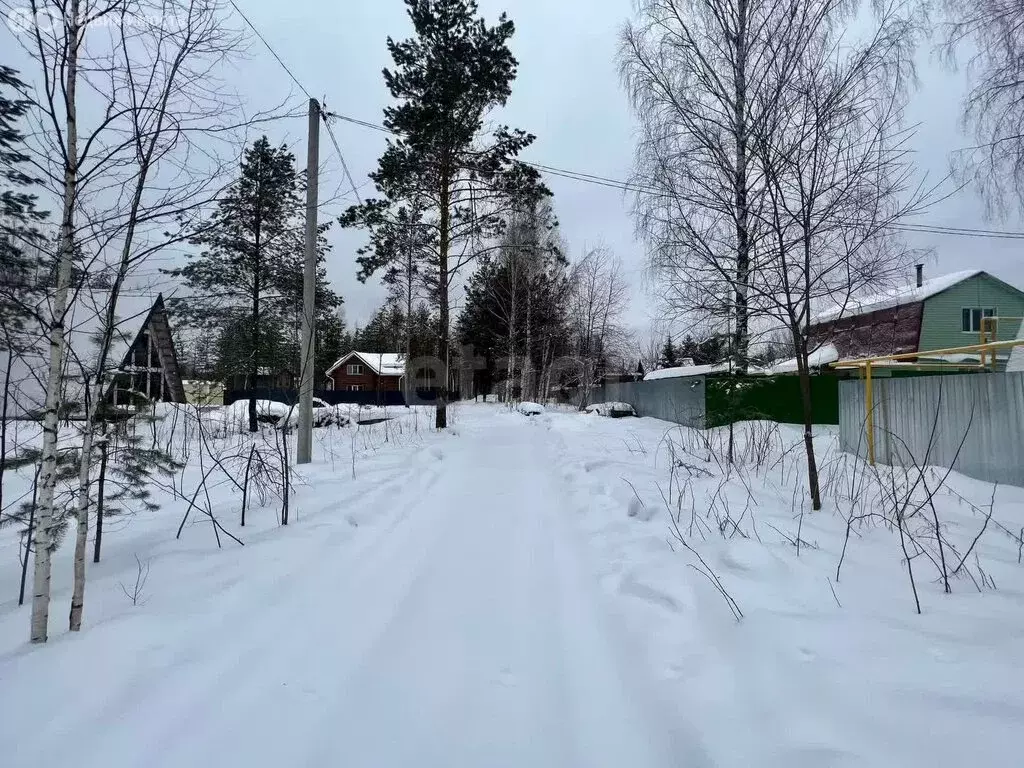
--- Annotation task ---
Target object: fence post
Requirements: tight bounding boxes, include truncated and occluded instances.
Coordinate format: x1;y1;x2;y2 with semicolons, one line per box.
865;362;875;465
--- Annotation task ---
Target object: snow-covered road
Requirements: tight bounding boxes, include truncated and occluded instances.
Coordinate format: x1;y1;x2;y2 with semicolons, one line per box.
1;409;704;768
4;403;1023;767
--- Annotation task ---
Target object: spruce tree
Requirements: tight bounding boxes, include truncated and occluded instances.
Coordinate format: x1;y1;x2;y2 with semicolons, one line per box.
659;336;678;368
457;208;568;401
316;309;348;384
89;413;183;563
167;137;340;430
341;0;549;428
0;65;46;316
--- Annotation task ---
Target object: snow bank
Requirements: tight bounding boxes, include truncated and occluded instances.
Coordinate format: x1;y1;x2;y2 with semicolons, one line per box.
550;412;1024;766
517;401;545;415
226;398;291;419
645;363;766;381
644;363;722;381
585;401;637;417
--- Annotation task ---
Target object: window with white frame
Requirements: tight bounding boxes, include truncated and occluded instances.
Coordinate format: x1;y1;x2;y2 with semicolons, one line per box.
349;384;362;392
962;307;996;333
347;363;364;375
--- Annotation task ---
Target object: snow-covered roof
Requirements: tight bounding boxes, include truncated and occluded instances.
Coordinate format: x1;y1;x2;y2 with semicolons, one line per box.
644;363;733;381
770;344;840;374
812;270;983;324
326;351;406;377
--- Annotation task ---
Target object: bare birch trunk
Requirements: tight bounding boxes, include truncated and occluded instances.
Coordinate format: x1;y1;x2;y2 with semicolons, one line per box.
505;257;518;403
520;288;532;400
71;30;179;627
505;343;516;402
31;0;81;643
68;394;95;630
540;335;552;400
732;0;751;374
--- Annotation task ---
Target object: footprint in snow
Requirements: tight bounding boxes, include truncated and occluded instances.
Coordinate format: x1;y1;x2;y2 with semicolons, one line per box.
618;572;682;614
628;497;655;521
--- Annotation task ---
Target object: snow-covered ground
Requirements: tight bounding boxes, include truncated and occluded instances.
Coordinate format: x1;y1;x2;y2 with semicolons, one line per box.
1;404;1022;767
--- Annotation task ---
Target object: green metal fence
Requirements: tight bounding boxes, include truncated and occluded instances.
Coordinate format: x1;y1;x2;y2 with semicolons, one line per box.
704;375;840;427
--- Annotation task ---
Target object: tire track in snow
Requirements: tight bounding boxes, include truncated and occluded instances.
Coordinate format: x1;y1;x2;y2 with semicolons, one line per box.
27;440;447;768
297;418;707;767
10;411;711;768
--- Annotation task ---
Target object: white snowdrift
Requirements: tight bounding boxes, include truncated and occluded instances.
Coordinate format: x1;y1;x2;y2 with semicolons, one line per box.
518;401;545;415
644;363;724;380
585;401;637;417
770;343;840;373
644;363;766;381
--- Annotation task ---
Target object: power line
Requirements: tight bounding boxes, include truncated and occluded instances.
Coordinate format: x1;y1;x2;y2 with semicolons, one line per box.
213;4;1024;244
322;112;363;205
222;20;1024;247
329;113;392;134
893;225;1024;240
225;1;363;211
226;0;311;99
315;109;1024;241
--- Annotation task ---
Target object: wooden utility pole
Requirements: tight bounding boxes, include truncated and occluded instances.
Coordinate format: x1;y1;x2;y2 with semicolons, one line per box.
297;98;320;464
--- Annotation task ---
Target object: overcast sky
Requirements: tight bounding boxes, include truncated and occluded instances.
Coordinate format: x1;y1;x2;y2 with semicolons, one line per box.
234;0;645;331
6;0;1023;340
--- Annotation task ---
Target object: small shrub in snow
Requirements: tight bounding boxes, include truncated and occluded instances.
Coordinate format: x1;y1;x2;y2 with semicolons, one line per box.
518;402;545;416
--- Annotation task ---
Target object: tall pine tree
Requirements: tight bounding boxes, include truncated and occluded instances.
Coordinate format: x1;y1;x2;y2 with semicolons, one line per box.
167;137;340;430
341;0;549;428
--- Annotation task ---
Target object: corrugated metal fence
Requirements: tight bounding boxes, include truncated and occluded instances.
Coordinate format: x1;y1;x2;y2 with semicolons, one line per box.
593;377;706;427
839;373;1024;485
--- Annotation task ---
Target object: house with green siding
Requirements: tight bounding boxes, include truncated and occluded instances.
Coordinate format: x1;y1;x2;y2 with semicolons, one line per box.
808;268;1024;370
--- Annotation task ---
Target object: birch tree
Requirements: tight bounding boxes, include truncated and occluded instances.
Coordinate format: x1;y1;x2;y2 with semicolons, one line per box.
750;0;928;510
566;247;629;408
943;0;1024;215
17;0;92;643
619;0;854;371
457;201;564;402
8;0;268;640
